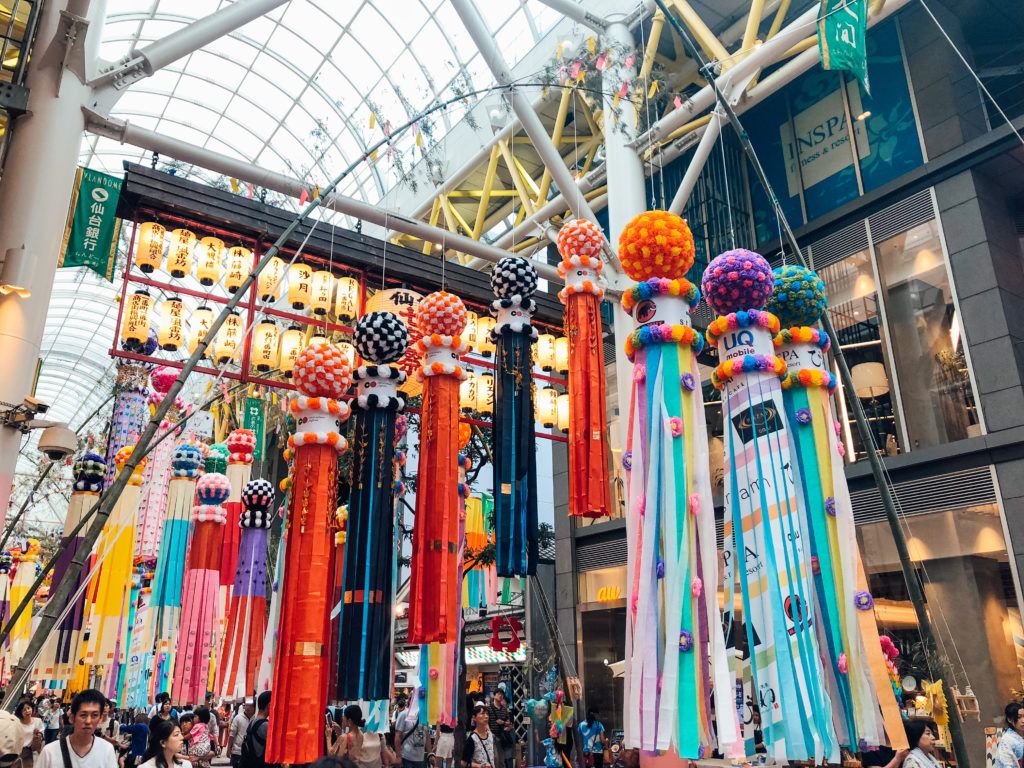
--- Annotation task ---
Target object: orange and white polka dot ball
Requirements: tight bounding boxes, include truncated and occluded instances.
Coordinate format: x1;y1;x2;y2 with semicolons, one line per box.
556;218;604;261
417;290;468;337
294;342;354;400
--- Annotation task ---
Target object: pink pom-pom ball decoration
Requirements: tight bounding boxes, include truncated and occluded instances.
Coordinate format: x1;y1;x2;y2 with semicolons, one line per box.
150;366;178;395
196;472;231;505
416;290;468;337
293;342;354;399
700;248;774;315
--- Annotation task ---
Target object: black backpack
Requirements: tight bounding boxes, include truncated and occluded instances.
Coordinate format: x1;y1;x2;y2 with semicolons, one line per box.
240;717;275;768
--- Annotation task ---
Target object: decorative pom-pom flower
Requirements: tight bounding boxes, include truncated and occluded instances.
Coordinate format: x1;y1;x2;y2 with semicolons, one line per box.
701;249;774;315
458;421;472;450
811;555;821;575
492;256;539;300
879;635;899;660
766;264;827;327
633;366;646;383
417;290;468;337
688;493;701;516
622;451;632;471
795;408;812;425
838;653;849;674
656;559;665;579
825;497;836;516
668;417;683;437
678;630;693;652
691;577;703;597
681;372;696;391
241;478;275;528
854;591;874;611
226;428;257;457
618;210;696;282
294;342;354;399
429;667;439;680
172;443;203;475
196;472;231;506
150;366;177;395
556;218;604;260
355;311;409;364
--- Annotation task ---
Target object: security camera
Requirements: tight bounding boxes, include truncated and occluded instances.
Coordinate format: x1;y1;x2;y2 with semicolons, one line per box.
22;396;48;415
37;424;77;461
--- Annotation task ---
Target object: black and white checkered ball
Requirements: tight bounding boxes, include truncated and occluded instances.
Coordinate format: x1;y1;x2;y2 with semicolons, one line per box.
491;256;538;300
241;478;275;528
355;311;408;364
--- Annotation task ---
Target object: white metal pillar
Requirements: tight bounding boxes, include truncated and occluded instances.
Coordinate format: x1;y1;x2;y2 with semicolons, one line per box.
0;0;107;525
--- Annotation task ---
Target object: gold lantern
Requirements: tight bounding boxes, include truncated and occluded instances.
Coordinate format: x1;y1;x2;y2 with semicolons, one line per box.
279;325;303;377
337;341;357;370
335;276;359;322
460;372;478;411
476;372;494;415
311;270;334;316
225;246;252;293
476;316;496;357
556;393;570;433
134;222;165;273
189;305;215;355
213;311;243;364
308;330;330;349
195;236;224;286
121;290;153;349
536;386;559;428
167;228;196;278
157;297;185;351
463;311;480;351
252;319;280;372
554;336;570;375
258;256;286;302
536;333;556;372
287;262;313;310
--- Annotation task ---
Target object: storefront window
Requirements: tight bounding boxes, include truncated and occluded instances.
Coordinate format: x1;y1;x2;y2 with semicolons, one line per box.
580;608;626;734
875;220;980;448
818;250;902;460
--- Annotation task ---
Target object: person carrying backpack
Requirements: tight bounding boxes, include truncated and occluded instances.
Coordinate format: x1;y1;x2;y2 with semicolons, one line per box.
240;692;276;768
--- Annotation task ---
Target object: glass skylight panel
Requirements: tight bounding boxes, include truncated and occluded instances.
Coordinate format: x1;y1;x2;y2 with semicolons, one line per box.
330;36;381;93
350;6;404;70
280;2;339;53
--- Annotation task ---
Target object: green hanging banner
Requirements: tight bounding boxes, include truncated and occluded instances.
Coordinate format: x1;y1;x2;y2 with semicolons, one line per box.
817;0;870;94
243;396;266;460
58;167;123;282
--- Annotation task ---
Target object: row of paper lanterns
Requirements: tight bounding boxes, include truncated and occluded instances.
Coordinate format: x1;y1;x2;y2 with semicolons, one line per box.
459;371;569;432
134;222;361;319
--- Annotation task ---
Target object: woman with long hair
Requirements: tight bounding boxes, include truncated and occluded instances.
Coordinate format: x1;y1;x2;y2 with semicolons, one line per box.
14;701;43;768
328;704;387;768
139;718;192;768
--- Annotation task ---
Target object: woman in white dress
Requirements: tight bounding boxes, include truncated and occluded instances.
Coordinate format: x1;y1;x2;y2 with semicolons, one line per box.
137;718;192;768
15;701;43;768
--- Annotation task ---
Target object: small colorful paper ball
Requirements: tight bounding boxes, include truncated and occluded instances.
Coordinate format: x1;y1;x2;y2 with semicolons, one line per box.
150;366;177;395
204;451;227;475
766;264;827;327
701;248;774;315
417;291;468;337
226;428;257;457
294;342;354;398
173;443;203;473
492;256;538;300
354;312;408;365
458;421;472;450
556;219;604;260
618;210;696;282
73;453;106;484
242;478;275;512
210;443;230;459
196;472;231;505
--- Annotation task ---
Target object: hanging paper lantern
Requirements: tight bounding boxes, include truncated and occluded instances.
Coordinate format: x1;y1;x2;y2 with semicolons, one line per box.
158;296;185;351
258;255;286;302
214;311;243;364
308;331;330;349
189;305;215;355
336;341;357;370
167;229;196;278
476;372;494;414
279;325;303;377
556;393;570;433
475;316;496;357
195;237;224;286
225;246;252;293
335;276;360;322
310;270;334;316
537;387;559;428
252;320;280;372
287;262;313;310
121;290;154;351
536;333;556;371
135;221;165;273
554;336;570;375
460;372;478;410
463;311;480;351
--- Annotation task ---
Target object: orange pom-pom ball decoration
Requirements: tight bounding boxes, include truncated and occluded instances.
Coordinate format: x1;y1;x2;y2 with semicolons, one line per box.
417;290;468;337
458;421;472;450
618;210;696;282
293;342;354;400
556;219;605;263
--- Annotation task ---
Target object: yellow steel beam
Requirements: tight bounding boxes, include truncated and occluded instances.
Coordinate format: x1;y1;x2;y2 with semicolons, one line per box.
640;11;666;82
496;139;537;217
740;0;767;60
870;0;886;15
535;87;574;207
662;112;714;146
781;35;818;59
423;196;442;254
510;153;541;198
510;136;595;145
471;145;501;240
667;0;731;67
766;0;792;38
444;196;475;237
579;138;601;177
438;194;470;265
447;190;519;198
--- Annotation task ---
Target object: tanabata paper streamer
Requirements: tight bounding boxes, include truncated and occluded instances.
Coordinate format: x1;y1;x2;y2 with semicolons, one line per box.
218;478;274;698
337;315;406;708
463;494;497;610
8;539;40;667
171;468;231;704
703;250;836;763
150;442;203;695
257;479;288;697
35;453;105;686
87;447;146;670
767;265;892;749
556;220;611;518
618;211;736;756
103;334;157;488
268;343;353;765
123;560;156;706
0;553;11;684
490;257;539;577
408;293;467;644
221;429;257;591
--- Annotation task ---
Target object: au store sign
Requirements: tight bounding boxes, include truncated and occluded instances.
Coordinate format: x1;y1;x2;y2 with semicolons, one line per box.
781;83;869;194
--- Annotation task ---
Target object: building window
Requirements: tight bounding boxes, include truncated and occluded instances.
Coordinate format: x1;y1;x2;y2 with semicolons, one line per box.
875;219;980;448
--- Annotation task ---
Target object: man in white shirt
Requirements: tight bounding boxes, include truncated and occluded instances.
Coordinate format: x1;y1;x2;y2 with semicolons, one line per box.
35;689;117;768
229;702;254;768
